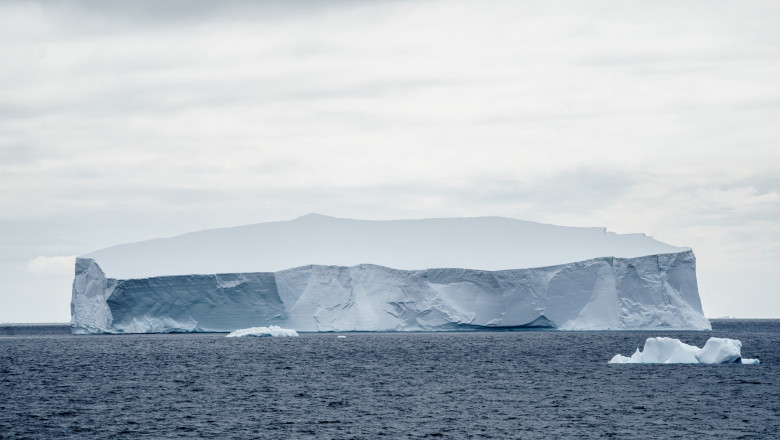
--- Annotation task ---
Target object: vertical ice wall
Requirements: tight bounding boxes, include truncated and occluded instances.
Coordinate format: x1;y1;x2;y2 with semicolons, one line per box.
70;258;114;334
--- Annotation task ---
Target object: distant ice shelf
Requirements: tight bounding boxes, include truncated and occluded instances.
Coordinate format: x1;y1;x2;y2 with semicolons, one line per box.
70;215;711;334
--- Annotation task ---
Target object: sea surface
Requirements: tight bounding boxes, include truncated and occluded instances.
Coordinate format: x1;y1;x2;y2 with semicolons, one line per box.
1;320;778;439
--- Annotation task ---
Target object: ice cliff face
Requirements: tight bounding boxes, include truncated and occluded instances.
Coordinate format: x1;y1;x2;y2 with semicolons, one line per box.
71;250;710;334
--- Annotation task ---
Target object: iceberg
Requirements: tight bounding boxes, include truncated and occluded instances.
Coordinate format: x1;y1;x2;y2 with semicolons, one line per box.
70;214;711;334
226;326;299;338
609;337;760;364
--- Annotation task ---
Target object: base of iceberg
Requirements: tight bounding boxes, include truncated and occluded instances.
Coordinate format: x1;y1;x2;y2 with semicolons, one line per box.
609;337;760;364
225;326;299;338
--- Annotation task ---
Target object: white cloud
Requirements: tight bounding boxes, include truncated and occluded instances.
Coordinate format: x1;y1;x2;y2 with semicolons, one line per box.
26;255;76;275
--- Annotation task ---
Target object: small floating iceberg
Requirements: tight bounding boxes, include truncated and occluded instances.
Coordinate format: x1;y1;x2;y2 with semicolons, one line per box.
609;337;759;364
226;326;299;338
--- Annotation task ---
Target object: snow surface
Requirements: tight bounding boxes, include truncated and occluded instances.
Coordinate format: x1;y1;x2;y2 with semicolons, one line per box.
81;214;687;278
225;326;298;338
71;250;711;334
609;337;760;364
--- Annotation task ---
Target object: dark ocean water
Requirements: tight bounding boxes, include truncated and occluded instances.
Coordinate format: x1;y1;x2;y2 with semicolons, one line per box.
1;320;778;439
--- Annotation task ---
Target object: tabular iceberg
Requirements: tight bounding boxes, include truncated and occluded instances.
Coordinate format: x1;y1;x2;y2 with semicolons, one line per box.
70;214;711;334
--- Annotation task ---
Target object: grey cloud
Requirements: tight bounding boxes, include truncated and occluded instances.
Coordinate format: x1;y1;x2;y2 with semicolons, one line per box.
735;98;780;111
33;0;373;32
442;170;637;213
0;72;463;123
736;173;780;194
0;144;47;167
656;183;780;228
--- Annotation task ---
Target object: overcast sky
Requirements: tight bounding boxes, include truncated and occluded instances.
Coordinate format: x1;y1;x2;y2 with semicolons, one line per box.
2;0;779;322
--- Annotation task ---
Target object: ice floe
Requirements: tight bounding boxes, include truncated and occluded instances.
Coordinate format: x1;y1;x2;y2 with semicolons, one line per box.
609;337;759;364
225;326;299;338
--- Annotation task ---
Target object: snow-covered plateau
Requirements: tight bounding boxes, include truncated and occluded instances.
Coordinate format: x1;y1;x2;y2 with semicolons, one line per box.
609;337;759;364
70;214;711;334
